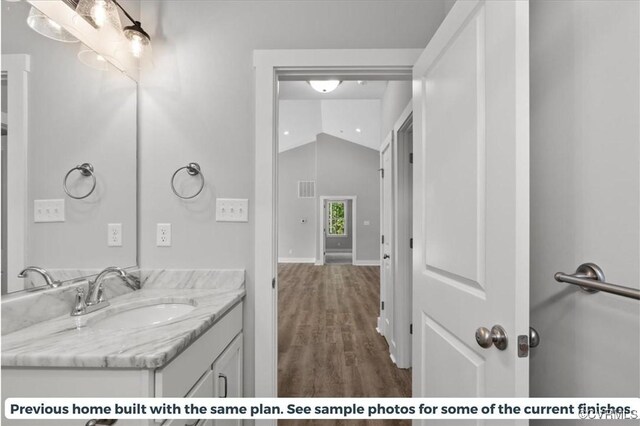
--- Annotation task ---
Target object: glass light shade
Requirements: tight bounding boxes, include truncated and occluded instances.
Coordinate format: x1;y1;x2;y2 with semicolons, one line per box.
73;0;121;30
77;47;121;71
119;24;152;69
309;80;341;93
26;7;79;43
124;27;150;59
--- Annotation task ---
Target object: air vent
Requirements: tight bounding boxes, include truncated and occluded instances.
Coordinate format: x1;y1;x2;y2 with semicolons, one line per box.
297;181;315;198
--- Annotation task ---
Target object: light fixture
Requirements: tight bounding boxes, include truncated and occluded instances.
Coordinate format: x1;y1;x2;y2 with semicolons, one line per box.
26;6;79;43
113;0;152;65
74;0;121;30
309;80;341;93
355;128;362;133
77;46;122;71
283;131;290;136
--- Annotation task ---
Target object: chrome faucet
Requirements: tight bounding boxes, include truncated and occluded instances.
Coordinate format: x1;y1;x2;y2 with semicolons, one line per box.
71;267;140;316
17;266;61;289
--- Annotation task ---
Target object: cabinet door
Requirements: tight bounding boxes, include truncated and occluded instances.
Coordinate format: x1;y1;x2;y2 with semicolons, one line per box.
212;333;243;426
163;370;214;426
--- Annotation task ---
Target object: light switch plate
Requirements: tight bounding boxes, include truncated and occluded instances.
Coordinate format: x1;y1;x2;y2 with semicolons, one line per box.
34;199;65;223
108;223;122;247
216;198;249;222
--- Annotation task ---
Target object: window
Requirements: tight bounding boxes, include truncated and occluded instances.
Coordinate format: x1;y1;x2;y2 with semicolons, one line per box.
327;201;347;236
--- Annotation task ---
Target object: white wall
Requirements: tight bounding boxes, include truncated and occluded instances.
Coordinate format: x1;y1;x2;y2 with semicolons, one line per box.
278;134;379;263
380;81;412;141
316;133;380;263
139;0;449;396
1;1;137;272
278;142;316;261
530;0;639;414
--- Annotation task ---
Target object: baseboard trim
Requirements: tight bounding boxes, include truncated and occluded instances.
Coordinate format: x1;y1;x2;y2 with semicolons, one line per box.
278;257;316;264
353;260;381;266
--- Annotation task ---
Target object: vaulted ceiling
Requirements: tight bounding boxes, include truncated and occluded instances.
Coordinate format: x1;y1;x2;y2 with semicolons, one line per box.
278;81;386;152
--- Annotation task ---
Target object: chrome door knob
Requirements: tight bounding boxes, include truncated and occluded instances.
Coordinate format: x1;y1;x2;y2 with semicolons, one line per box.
475;325;508;350
529;326;540;348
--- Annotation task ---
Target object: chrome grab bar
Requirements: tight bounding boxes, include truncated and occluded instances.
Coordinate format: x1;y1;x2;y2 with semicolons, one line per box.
554;263;640;300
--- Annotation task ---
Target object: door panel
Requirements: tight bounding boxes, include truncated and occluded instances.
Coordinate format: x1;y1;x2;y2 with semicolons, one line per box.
412;0;529;409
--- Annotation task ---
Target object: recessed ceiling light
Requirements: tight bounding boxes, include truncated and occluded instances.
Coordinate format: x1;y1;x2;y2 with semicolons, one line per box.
309;80;341;93
283;130;290;136
355;128;361;133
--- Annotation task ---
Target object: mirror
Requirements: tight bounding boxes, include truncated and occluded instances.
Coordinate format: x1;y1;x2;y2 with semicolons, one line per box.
1;0;137;294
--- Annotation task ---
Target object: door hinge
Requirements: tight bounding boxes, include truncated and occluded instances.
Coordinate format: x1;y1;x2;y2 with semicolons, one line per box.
381;301;385;310
272;278;276;289
381;235;385;244
410;238;413;249
409;153;413;164
410;324;413;335
379;168;384;178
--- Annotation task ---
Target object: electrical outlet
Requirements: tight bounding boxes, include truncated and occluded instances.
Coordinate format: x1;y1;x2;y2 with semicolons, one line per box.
108;223;122;247
216;198;249;222
34;199;65;223
157;223;171;247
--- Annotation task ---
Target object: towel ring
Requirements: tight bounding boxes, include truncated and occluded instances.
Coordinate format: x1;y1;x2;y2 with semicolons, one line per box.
63;163;96;200
171;162;204;199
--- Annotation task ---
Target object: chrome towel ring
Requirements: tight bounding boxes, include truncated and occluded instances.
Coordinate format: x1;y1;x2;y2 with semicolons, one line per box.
171;162;204;199
63;163;96;200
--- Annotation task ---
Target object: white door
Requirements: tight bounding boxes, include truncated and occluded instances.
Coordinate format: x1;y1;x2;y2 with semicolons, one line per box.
412;0;530;406
380;134;396;358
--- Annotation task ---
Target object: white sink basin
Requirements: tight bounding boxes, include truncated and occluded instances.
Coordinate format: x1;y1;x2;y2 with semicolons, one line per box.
90;303;196;330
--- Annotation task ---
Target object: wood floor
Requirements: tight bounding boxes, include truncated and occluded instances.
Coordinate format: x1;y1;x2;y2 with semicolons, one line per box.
278;263;411;426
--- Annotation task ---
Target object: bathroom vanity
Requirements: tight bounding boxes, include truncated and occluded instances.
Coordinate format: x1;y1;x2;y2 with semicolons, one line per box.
1;270;246;426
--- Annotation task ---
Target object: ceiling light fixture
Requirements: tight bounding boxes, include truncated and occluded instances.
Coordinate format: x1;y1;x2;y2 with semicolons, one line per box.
26;6;79;43
309;80;341;93
355;128;361;133
283;131;290;136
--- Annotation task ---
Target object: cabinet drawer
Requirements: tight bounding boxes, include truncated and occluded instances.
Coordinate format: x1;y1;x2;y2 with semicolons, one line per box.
155;302;242;398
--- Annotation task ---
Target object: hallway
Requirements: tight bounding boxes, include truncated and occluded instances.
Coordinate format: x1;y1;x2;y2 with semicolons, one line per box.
278;263;411;401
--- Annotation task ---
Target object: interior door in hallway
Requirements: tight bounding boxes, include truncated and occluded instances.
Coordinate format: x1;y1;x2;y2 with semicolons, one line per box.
380;134;396;359
412;0;530;410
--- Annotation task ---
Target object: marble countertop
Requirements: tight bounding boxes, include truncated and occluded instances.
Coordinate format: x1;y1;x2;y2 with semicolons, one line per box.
1;286;245;369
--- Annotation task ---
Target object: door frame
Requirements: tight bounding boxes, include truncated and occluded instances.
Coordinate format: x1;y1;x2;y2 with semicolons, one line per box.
378;133;393;341
1;54;30;293
392;102;413;369
254;49;421;402
318;195;357;265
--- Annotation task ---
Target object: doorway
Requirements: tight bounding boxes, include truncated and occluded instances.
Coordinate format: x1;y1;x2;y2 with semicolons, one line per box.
378;104;414;369
275;75;414;399
320;196;356;265
254;49;420;400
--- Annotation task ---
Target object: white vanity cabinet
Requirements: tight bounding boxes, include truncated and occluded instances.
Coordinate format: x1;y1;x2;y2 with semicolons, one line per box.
1;302;243;426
